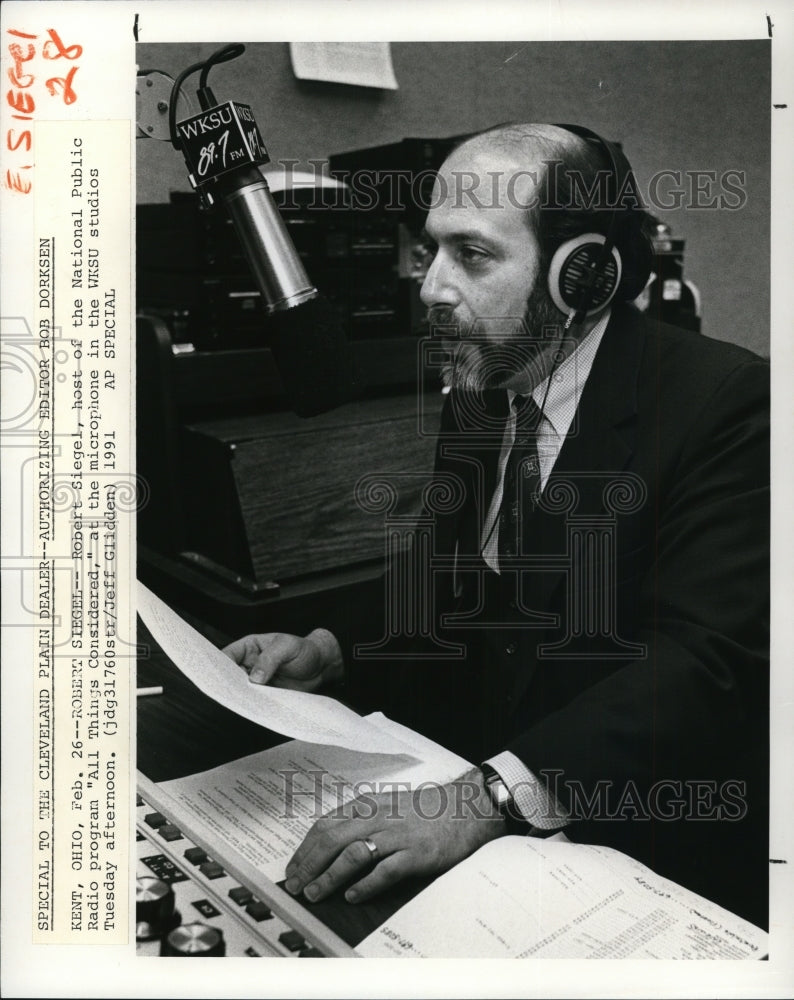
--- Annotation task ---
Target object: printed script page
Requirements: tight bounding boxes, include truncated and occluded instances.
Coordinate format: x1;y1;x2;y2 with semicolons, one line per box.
359;836;770;959
158;717;473;882
137;581;422;756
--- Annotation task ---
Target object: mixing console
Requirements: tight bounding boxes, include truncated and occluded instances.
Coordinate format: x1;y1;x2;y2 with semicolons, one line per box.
135;773;355;958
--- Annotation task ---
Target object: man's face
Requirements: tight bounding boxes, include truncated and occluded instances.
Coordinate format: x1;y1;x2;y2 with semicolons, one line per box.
420;145;561;393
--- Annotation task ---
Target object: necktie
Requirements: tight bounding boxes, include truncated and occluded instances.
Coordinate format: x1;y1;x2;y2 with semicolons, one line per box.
498;394;542;564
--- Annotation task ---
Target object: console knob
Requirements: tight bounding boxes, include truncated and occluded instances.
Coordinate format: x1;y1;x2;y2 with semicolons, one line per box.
136;876;176;941
160;922;226;957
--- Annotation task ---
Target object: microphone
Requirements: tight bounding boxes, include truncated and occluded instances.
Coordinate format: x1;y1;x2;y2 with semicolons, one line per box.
215;165;358;416
172;58;357;416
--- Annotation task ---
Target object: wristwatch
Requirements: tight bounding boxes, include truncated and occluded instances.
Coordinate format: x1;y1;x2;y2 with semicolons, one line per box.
481;763;527;834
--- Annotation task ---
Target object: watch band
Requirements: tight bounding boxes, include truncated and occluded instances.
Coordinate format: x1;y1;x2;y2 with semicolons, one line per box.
481;764;527;834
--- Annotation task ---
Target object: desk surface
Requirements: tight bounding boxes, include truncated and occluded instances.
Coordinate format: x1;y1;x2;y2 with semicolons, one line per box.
136;619;431;948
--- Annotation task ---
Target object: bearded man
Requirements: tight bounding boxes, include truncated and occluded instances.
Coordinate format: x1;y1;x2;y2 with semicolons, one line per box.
225;124;769;929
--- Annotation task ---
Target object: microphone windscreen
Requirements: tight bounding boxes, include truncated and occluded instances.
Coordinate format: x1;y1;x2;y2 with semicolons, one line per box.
267;294;360;417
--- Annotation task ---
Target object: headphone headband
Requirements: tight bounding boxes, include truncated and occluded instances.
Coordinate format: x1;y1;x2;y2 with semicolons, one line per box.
547;123;644;325
552;125;624;268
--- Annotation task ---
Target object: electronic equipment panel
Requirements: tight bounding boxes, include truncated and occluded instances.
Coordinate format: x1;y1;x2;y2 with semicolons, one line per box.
135;773;356;958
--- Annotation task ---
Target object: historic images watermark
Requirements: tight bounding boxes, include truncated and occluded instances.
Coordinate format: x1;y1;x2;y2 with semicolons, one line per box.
269;159;749;214
277;768;748;825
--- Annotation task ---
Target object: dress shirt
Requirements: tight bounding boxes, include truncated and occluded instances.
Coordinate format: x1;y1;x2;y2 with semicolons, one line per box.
481;310;609;571
482;310;610;830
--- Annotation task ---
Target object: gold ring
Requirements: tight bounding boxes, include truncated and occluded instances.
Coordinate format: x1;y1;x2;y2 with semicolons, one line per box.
361;837;379;862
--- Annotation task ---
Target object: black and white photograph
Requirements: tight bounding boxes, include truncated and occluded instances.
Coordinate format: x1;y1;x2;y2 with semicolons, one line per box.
134;31;771;956
2;1;793;996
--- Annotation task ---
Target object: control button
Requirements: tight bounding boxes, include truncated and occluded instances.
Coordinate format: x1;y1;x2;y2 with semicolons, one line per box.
144;811;167;828
199;860;225;880
279;929;306;952
183;846;208;865
245;900;272;922
299;946;323;958
141;854;188;883
160;922;226;957
228;886;253;906
191;898;221;919
136;876;176;941
505;643;517;654
244;946;261;957
159;824;182;842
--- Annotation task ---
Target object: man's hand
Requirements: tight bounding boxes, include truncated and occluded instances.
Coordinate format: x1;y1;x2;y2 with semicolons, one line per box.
223;629;343;692
283;767;507;904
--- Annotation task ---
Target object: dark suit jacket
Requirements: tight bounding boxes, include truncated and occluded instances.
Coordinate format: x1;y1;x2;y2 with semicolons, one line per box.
342;303;769;927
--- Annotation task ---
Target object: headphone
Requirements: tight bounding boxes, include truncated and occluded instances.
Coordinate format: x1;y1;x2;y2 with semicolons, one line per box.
545;124;652;328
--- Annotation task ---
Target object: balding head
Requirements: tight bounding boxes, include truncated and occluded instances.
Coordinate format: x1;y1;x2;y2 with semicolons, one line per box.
453;122;588;168
432;124;586;226
436;123;607;244
432;121;653;305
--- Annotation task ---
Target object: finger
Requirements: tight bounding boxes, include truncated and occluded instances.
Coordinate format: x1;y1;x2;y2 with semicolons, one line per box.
284;815;381;894
247;648;282;685
221;636;252;666
221;634;303;684
222;634;280;680
286;793;384;873
345;851;413;903
263;637;322;687
301;838;386;903
250;633;309;685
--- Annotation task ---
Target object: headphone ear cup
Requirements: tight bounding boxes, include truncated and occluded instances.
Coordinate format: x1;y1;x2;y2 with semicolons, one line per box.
547;233;622;316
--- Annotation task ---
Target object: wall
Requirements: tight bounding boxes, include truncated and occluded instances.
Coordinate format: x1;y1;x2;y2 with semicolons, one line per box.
136;40;770;356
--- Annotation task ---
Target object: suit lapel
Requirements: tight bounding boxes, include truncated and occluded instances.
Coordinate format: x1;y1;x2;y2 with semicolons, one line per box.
521;306;646;621
554;306;643;490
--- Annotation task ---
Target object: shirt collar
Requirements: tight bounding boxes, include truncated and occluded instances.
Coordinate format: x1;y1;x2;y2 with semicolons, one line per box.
509;308;611;440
